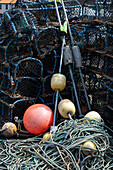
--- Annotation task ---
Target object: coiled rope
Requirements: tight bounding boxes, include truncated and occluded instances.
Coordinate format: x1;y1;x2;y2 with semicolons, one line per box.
0;118;113;169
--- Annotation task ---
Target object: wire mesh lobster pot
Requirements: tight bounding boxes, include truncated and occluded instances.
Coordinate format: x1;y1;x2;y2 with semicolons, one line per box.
39;51;60;76
0;37;33;63
25;0;81;26
0;92;34;121
8;77;41;98
0;73;41;99
71;23;88;46
82;48;113;78
64;0;81;20
82;49;107;71
0;73;11;91
34;27;61;58
102;0;113;21
1;9;38;38
9;57;43;79
27;2;61;25
81;0;100;20
87;27;113;56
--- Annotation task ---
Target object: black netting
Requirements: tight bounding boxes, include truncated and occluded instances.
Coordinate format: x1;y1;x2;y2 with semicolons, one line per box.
11;57;43;78
12;99;34;121
82;49;106;71
2;9;38;36
106;57;113;76
0;92;34;121
15;78;41;98
42;75;52;94
0;74;11;91
36;27;60;57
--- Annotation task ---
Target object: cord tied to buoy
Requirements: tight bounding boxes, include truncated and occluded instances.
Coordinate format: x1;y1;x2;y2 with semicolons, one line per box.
51;73;66;132
51;73;66;91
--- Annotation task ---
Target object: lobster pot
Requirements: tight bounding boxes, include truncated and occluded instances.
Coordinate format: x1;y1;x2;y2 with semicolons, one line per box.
64;0;81;20
9;57;43;79
36;27;60;58
91;32;106;52
0;92;34;121
23;1;48;25
82;49;106;71
0;73;11;91
41;75;55;106
91;91;107;117
82;49;113;77
106;56;113;77
0;37;32;63
42;75;53;95
40;52;59;76
86;26;106;50
11;77;41;98
1;9;38;37
26;0;81;25
0;75;41;99
106;35;113;56
84;72;104;93
25;1;61;25
103;2;113;21
81;0;99;21
71;24;88;46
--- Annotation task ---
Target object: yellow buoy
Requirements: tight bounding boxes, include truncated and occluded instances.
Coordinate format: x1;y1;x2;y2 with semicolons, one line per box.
51;73;66;91
2;122;17;138
82;141;96;156
42;132;51;142
84;111;101;121
58;99;76;118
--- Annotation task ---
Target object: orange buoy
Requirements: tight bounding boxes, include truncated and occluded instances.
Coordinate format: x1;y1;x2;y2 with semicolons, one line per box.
23;104;54;135
2;122;17;138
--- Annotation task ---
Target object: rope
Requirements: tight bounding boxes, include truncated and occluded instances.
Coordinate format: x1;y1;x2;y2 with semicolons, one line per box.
0;118;113;169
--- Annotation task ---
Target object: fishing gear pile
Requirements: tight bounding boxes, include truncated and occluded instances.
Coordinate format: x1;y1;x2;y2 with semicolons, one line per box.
0;118;113;169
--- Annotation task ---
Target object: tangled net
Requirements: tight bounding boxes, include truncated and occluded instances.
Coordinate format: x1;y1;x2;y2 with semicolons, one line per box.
0;118;113;169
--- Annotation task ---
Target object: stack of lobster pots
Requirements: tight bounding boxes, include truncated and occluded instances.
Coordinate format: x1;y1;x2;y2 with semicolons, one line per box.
0;7;63;122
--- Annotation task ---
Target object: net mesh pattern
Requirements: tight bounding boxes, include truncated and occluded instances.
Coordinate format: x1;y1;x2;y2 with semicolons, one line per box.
0;92;34;121
10;57;43;78
36;27;60;57
15;78;41;98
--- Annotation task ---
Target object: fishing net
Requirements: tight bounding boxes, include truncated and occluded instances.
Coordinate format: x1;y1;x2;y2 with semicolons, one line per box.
0;118;113;169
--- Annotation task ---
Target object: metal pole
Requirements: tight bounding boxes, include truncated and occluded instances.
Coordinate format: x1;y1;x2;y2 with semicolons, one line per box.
60;0;91;110
68;66;82;116
79;68;91;110
52;0;65;127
